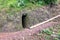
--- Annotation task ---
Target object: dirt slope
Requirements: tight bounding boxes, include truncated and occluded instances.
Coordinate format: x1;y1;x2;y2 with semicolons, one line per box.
0;22;59;40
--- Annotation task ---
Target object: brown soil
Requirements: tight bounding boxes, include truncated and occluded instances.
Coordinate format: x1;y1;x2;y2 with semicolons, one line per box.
0;22;59;40
0;3;60;40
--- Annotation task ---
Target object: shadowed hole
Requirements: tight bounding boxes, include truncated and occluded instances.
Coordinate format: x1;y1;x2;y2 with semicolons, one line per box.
22;14;27;28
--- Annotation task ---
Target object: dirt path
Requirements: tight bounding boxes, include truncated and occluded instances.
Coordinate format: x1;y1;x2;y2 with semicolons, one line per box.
0;22;59;40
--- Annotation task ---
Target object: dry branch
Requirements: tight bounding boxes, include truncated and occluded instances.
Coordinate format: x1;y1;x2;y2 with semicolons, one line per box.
30;15;60;29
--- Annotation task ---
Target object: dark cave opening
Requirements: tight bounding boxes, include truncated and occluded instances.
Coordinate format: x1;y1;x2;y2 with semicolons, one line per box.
22;14;27;28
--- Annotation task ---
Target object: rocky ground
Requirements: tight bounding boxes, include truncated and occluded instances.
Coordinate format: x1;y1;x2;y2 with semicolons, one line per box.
0;22;59;40
0;3;60;40
0;4;60;32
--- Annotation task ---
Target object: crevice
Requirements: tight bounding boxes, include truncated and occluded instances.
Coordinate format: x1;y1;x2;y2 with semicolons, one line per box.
22;14;27;28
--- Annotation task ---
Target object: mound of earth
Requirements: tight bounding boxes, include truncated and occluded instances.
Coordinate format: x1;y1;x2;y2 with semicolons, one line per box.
0;4;60;32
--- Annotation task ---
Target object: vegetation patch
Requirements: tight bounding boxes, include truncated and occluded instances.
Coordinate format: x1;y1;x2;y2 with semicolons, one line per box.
0;0;58;12
38;24;60;40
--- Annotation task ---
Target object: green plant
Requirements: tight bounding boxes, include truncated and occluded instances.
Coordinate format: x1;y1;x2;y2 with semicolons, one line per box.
45;36;51;40
53;38;59;40
7;0;17;8
17;0;25;7
28;0;39;4
43;0;57;5
42;28;53;35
